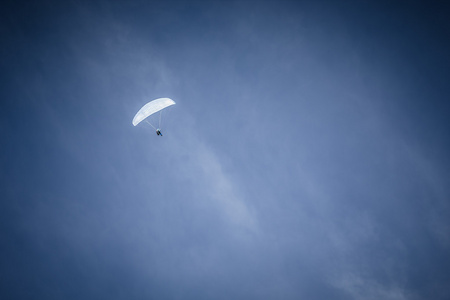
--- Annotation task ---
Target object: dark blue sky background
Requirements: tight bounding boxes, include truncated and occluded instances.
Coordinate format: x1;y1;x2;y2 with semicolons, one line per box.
1;1;450;299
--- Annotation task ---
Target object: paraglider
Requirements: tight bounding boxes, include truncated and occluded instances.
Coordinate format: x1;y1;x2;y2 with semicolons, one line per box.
132;98;176;136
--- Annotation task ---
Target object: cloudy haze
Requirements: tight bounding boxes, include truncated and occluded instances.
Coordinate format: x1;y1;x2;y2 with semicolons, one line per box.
1;1;450;299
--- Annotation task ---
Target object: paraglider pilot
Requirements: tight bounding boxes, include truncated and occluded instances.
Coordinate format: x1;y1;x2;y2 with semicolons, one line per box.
156;129;162;136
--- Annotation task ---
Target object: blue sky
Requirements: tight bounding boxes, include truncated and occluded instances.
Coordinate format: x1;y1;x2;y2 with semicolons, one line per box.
1;0;450;299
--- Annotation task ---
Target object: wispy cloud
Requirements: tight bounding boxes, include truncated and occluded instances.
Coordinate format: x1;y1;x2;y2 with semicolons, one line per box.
195;141;258;231
333;274;410;300
167;125;259;236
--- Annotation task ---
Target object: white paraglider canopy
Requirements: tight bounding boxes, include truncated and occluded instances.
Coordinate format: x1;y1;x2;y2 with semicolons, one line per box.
132;98;176;126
